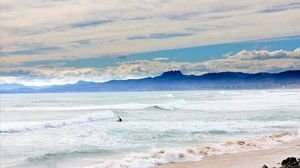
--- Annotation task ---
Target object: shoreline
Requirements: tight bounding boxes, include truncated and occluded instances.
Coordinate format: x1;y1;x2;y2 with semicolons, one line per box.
155;139;300;168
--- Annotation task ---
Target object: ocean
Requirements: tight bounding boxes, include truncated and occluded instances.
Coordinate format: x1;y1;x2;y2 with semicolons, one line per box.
1;90;300;168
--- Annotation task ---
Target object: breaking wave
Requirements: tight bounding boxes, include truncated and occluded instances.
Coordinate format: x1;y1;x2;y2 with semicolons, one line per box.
27;149;117;162
4;99;189;113
147;105;170;111
107;99;188;110
0;111;115;133
152;99;188;110
88;130;299;168
145;100;188;110
160;94;175;98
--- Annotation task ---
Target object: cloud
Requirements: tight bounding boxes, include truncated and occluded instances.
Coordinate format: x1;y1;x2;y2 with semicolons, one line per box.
97;48;300;78
200;47;300;73
1;48;299;86
71;20;114;28
0;70;33;77
127;33;193;40
153;57;170;61
261;2;300;13
226;48;300;60
4;46;61;56
72;40;91;46
1;0;300;64
0;66;108;86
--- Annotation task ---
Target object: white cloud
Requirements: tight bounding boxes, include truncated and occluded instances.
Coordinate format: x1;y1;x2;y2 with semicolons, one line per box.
1;0;300;63
226;48;300;60
105;48;300;77
0;66;108;86
153;57;170;61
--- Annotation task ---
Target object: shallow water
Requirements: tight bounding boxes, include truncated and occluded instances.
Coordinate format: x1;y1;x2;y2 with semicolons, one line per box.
1;90;300;168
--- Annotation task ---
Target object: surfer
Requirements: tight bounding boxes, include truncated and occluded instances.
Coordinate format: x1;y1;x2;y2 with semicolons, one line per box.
117;116;122;122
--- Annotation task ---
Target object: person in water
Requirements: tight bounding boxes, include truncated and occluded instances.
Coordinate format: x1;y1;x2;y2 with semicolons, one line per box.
117;116;122;122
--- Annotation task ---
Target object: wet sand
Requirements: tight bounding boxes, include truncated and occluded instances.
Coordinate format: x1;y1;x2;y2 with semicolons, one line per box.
156;140;300;168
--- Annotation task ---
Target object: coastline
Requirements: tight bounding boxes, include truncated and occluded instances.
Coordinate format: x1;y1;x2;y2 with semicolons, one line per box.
155;139;300;168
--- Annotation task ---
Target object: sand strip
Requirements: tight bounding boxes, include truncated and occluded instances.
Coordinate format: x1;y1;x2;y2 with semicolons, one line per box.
155;140;300;168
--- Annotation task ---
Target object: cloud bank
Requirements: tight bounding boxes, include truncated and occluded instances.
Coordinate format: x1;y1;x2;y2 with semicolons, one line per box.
1;48;299;86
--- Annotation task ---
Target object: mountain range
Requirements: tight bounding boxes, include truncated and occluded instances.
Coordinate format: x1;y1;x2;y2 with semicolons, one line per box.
1;70;300;93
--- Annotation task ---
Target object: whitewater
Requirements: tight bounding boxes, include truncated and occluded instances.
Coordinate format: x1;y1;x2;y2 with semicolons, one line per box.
1;90;300;168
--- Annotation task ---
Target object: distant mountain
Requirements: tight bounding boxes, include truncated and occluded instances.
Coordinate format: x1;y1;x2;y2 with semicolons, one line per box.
0;83;28;90
0;83;45;92
1;70;300;93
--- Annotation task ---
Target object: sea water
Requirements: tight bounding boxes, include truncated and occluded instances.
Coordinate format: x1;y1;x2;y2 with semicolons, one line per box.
1;90;300;168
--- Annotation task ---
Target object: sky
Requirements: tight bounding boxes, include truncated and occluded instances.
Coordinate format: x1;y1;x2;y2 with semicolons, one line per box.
0;0;300;86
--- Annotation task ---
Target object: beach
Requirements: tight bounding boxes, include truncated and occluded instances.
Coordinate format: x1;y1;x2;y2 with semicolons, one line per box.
156;140;300;168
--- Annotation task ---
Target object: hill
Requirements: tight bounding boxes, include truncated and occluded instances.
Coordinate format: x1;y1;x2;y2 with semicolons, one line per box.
1;70;300;93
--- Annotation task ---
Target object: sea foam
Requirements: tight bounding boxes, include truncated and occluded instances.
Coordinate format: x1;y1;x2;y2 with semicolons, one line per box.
88;130;299;168
1;111;115;133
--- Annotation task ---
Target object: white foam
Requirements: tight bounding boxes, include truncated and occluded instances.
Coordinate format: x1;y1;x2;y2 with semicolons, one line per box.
162;94;175;98
3;99;189;112
87;131;299;168
155;99;188;110
0;111;115;133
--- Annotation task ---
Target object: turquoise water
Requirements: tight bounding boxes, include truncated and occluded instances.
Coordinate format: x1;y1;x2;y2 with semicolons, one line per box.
1;90;300;168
